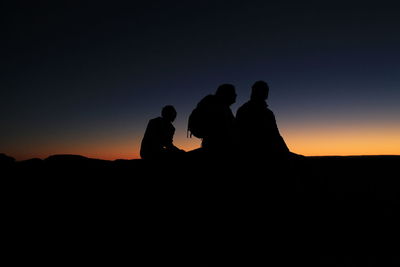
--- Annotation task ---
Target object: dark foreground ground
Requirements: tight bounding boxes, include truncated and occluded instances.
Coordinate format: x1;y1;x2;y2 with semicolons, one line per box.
2;154;400;265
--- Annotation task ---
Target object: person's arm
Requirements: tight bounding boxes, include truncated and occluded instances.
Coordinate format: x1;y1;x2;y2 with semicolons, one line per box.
269;110;290;153
162;123;184;152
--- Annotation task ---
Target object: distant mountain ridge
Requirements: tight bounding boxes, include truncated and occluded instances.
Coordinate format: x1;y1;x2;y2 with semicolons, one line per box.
2;152;400;163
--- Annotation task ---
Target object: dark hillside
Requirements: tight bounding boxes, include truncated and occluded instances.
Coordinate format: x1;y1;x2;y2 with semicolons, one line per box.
2;154;399;265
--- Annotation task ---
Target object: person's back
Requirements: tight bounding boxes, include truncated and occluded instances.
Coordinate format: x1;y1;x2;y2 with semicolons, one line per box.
200;84;237;155
140;105;183;160
236;81;289;158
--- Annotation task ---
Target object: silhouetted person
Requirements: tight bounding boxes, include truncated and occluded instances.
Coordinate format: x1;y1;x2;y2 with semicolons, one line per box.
189;84;237;156
140;105;184;160
236;81;293;159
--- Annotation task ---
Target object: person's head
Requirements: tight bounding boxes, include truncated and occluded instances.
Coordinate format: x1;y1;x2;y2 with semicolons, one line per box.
215;83;237;106
161;105;177;122
251;80;269;101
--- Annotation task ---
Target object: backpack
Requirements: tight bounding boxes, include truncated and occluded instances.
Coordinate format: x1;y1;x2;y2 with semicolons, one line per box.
187;95;215;138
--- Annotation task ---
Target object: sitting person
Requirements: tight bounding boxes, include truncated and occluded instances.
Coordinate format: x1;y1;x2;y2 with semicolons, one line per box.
188;83;237;157
140;105;184;160
236;80;298;159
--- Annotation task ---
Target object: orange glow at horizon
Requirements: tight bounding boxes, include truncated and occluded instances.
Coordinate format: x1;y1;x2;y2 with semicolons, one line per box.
5;121;400;161
281;121;400;156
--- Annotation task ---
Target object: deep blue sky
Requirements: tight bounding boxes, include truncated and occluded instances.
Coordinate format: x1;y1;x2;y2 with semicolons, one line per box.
1;0;400;159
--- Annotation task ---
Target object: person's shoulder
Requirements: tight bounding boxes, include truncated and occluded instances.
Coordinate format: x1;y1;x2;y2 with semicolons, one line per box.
149;117;162;124
198;94;215;106
265;106;274;113
237;101;252;110
264;106;276;118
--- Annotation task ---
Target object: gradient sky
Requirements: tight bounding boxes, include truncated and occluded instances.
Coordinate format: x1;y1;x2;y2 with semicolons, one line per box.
1;0;400;160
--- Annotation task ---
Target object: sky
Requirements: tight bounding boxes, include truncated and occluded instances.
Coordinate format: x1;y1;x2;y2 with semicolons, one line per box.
1;0;400;160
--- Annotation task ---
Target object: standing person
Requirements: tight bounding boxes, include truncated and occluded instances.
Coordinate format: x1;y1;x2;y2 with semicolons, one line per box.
236;80;293;158
188;83;237;156
140;105;184;160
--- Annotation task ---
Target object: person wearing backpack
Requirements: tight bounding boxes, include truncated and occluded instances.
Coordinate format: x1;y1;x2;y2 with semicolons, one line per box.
140;105;184;160
188;84;237;157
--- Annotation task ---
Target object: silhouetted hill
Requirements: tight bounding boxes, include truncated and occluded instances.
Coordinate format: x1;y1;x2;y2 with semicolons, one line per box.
3;153;400;265
0;153;15;164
